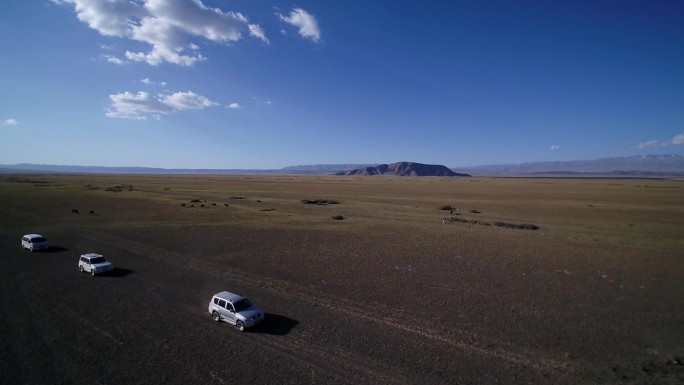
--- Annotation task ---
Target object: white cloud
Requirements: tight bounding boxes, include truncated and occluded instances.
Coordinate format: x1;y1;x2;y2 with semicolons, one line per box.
227;102;241;109
2;118;18;126
140;77;166;86
106;90;218;119
638;139;662;149
278;8;321;42
549;145;560;151
103;54;126;65
162;91;218;110
54;0;269;66
638;133;684;149
249;24;269;44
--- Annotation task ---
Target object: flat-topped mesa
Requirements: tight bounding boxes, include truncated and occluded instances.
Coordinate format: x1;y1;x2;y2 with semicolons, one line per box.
336;162;471;177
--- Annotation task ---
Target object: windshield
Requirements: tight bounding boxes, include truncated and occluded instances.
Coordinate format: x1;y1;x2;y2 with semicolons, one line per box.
233;298;253;312
33;237;47;243
90;257;107;264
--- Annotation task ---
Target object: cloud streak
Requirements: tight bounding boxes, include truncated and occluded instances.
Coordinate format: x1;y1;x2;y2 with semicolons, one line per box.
278;8;321;42
638;133;684;149
2;118;18;126
106;90;218;119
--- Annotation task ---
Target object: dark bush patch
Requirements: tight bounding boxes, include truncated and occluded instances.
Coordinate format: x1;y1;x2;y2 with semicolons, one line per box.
444;217;538;230
440;205;454;211
190;199;202;203
302;199;339;205
105;184;133;192
230;196;246;200
181;203;186;207
261;208;276;212
492;221;539;230
332;215;345;220
470;210;481;214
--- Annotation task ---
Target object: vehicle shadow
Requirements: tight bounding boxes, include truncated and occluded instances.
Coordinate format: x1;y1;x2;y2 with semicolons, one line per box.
102;268;135;278
251;313;299;335
44;246;69;253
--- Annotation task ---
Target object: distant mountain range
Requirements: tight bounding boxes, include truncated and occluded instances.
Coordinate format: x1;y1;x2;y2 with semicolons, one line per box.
336;162;470;177
451;154;684;175
1;154;682;176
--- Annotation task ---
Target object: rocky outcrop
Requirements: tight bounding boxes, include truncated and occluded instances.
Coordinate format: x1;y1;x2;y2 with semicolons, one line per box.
336;162;471;177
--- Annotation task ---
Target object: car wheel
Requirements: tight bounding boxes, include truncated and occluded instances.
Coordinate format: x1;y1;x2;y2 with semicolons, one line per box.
79;265;84;272
212;311;220;322
236;320;245;331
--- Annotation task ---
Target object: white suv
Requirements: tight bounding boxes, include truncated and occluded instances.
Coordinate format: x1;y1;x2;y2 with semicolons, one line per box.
78;253;113;276
21;234;50;252
208;291;265;331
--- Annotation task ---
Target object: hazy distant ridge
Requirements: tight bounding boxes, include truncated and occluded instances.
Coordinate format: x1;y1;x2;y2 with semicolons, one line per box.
452;154;684;174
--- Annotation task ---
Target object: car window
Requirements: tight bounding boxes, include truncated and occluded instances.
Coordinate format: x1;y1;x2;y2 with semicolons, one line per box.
233;298;252;312
23;237;29;242
90;257;106;264
225;303;235;312
213;298;219;305
218;299;227;308
33;237;47;243
80;257;86;262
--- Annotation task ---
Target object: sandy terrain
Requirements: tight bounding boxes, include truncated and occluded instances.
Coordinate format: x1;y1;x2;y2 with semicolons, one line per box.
1;175;683;384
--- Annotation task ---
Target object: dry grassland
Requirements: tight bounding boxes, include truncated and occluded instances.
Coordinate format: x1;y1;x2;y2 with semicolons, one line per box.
1;174;683;384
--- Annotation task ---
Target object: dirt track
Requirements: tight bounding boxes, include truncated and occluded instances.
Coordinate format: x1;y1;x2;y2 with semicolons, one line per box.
1;175;683;384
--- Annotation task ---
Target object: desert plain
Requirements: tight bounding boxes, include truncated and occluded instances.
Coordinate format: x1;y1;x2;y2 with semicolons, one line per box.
1;174;683;384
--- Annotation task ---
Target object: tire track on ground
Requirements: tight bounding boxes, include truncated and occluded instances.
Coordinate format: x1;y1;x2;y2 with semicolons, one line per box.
86;230;569;375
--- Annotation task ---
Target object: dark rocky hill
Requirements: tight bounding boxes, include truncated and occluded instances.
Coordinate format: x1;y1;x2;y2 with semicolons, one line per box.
336;162;471;177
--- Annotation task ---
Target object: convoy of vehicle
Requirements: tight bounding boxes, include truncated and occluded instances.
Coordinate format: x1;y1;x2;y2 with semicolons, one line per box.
21;234;265;330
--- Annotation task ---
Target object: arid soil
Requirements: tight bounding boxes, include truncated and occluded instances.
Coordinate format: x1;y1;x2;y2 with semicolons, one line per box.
1;175;683;384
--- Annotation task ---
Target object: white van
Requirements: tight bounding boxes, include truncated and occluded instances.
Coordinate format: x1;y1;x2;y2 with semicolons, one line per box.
21;234;50;252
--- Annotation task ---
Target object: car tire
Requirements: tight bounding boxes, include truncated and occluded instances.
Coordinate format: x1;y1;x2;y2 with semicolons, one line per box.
212;311;220;322
79;265;84;272
236;320;245;332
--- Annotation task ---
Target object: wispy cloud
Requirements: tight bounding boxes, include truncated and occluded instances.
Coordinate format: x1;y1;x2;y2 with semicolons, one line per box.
549;145;560;151
53;0;269;66
2;118;18;126
249;24;269;44
278;8;321;42
106;90;218;119
141;77;167;86
638;133;684;149
226;102;241;109
251;96;272;106
102;54;126;65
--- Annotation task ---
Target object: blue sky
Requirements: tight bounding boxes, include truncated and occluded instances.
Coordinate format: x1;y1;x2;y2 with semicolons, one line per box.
1;1;683;169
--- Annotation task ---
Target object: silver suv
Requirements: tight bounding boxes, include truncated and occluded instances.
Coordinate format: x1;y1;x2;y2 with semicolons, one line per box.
78;253;113;276
21;234;50;252
208;291;265;331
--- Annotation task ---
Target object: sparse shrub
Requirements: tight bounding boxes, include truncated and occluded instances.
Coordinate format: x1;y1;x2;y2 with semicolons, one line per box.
302;199;339;205
440;205;454;211
470;210;481;214
190;199;202;203
230;196;246;200
332;215;345;220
